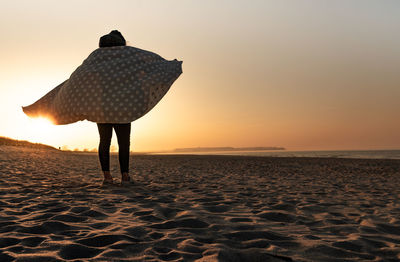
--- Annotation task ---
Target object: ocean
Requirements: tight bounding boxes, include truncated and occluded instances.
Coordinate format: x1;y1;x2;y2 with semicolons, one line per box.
157;150;400;160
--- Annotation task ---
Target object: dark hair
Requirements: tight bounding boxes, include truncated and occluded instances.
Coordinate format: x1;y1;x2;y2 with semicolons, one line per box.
99;30;126;48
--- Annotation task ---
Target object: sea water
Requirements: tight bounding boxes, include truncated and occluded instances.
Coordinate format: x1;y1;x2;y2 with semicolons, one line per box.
162;150;400;160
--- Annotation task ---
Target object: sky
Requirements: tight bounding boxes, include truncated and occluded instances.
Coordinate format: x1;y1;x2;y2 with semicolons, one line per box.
0;0;399;152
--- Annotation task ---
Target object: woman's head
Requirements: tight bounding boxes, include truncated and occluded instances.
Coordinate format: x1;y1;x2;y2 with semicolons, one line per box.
99;30;126;48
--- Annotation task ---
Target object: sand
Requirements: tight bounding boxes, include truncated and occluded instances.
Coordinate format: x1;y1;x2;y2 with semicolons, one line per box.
0;146;399;261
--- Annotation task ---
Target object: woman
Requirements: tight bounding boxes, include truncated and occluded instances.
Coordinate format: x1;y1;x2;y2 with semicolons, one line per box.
22;30;182;186
97;31;131;185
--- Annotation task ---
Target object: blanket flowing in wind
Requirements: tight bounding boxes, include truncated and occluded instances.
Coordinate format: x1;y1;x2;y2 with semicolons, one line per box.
22;46;183;124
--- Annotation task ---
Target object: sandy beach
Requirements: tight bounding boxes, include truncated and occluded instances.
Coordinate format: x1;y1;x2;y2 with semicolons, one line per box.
0;146;399;261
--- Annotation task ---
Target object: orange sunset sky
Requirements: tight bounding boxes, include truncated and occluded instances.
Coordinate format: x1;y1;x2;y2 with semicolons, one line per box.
0;1;399;152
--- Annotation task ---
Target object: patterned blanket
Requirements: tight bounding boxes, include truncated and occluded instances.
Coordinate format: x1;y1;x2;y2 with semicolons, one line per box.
22;46;182;124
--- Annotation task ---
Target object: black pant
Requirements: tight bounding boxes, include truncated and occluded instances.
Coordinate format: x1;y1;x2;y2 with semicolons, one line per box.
97;123;131;173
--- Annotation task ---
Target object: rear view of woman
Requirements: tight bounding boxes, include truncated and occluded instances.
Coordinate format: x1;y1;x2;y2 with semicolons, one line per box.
22;30;183;186
97;31;131;185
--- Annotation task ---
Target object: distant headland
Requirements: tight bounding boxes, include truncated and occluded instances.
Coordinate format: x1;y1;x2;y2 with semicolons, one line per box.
172;146;285;153
0;136;58;151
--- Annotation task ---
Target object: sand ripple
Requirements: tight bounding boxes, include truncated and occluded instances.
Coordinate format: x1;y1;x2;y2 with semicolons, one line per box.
0;146;399;261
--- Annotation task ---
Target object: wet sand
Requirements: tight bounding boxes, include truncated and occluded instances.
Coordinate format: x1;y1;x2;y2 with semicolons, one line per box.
0;146;399;261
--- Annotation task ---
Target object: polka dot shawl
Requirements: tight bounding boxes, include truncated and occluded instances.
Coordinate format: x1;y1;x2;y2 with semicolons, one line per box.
22;46;183;125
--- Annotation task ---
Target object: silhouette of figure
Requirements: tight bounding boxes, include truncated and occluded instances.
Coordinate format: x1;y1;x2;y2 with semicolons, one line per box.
97;30;131;185
22;30;182;186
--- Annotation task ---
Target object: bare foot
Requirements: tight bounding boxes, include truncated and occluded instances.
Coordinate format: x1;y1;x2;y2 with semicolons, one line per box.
103;171;113;183
121;172;130;181
121;172;131;185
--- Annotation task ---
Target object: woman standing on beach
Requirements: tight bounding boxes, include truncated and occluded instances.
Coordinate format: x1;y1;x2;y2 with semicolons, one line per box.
97;31;131;185
22;30;183;185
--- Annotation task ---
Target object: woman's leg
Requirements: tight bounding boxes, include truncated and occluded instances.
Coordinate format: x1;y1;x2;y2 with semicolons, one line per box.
114;123;131;181
97;123;113;181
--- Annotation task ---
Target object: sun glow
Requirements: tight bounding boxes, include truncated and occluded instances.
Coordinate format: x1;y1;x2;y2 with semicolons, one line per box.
24;116;56;144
